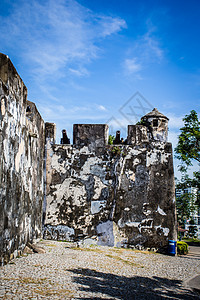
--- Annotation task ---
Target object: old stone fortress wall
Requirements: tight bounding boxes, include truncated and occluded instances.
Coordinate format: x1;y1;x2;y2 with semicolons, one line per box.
0;53;176;265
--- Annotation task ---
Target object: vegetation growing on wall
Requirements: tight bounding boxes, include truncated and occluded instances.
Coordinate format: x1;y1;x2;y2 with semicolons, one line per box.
108;135;115;145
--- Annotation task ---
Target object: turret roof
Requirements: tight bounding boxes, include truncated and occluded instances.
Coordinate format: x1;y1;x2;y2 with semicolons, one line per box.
142;108;169;120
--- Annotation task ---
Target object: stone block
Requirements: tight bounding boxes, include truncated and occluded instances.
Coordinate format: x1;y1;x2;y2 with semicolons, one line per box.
73;124;109;149
127;125;149;145
45;122;56;143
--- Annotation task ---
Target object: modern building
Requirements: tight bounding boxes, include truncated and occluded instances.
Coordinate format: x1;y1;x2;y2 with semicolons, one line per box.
176;187;200;238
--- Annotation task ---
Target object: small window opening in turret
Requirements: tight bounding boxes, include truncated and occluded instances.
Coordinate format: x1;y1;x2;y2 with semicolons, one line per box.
153;119;158;127
26;105;31;113
60;129;70;144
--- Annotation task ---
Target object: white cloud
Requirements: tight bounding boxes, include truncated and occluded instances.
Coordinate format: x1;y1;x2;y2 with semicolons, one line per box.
97;105;107;111
105;115;129;136
99;16;127;37
168;114;184;129
123;22;164;77
68;67;90;77
168;131;179;148
143;35;163;60
124;58;142;75
0;0;126;80
39;102;108;122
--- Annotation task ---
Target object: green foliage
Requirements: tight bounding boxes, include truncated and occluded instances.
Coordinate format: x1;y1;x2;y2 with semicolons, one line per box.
111;146;121;156
108;135;115;145
175;110;200;166
136;118;152;129
176;172;200;211
136;119;148;126
175;110;200;212
192;171;200;207
188;226;198;238
176;193;192;226
189;219;195;225
177;241;188;255
188;219;198;238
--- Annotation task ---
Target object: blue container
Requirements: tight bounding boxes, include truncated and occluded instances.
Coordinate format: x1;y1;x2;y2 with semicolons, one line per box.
168;240;176;255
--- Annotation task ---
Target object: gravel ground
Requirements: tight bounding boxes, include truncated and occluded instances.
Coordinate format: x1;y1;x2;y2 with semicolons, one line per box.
0;240;200;299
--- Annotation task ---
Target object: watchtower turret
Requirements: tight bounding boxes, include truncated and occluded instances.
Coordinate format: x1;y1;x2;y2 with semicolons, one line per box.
141;108;169;142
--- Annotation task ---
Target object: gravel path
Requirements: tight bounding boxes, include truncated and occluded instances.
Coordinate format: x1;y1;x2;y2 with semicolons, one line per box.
0;240;200;299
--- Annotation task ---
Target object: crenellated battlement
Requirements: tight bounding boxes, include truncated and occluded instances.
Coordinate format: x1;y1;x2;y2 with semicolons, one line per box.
45;106;169;149
0;54;176;265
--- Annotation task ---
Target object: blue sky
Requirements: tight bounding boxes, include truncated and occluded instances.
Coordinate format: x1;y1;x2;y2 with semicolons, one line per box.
0;0;200;178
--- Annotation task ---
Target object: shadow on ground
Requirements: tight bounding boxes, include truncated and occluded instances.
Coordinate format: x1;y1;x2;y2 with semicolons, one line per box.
67;268;199;300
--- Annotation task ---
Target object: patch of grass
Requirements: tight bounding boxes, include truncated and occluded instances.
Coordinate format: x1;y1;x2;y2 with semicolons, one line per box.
57;240;69;242
89;244;97;247
105;254;143;268
71;245;155;262
71;247;103;253
45;244;57;247
0;277;16;281
71;247;82;251
18;277;49;284
112;248;125;253
111;248;138;256
113;247;157;255
182;238;200;245
132;249;156;255
2;277;50;285
33;287;73;297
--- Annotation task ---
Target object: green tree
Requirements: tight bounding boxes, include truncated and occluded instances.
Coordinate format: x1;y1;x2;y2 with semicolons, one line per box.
175;110;200;208
188;219;198;238
176;189;197;226
176;193;191;226
175;110;200;166
193;171;200;207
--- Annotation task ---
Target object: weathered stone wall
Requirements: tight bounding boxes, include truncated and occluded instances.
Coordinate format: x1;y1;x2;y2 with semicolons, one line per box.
0;53;176;262
0;54;44;264
44;124;176;250
73;124;109;150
